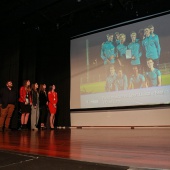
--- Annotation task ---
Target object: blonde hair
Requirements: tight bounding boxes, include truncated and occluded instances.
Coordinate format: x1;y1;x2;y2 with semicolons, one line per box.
130;31;136;37
119;33;126;39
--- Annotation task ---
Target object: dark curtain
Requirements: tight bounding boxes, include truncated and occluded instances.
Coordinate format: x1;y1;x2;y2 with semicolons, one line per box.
0;28;71;128
36;30;71;127
0;34;20;129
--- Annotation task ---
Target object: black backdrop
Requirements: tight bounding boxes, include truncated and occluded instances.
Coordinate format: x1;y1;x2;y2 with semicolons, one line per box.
0;26;71;128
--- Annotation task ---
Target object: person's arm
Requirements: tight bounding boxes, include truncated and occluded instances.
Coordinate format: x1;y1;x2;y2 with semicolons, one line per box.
155;35;161;57
28;90;32;105
141;76;147;88
128;78;133;89
157;75;161;86
123;75;128;90
48;92;55;105
105;77;110;92
55;92;58;105
19;87;26;102
32;90;37;107
48;92;52;104
116;46;122;66
156;69;161;86
101;44;106;61
134;43;142;60
114;80;118;91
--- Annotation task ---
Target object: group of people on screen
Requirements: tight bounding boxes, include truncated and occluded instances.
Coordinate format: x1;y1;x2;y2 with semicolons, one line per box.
0;80;58;132
100;24;162;91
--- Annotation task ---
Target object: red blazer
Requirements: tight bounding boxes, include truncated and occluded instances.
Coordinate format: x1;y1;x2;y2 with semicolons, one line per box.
18;86;32;104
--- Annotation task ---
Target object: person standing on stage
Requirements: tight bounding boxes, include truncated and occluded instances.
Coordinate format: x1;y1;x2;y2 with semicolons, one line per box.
39;84;48;130
18;80;32;130
31;83;39;130
0;81;16;132
48;84;58;129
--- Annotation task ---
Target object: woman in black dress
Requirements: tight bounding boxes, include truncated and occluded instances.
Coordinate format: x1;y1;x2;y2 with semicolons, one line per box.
39;84;48;129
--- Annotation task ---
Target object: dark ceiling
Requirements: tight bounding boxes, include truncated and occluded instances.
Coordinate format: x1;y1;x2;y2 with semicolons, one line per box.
0;0;169;37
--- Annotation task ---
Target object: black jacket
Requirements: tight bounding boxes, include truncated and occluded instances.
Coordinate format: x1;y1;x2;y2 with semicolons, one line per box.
31;90;38;107
39;90;48;108
0;86;17;109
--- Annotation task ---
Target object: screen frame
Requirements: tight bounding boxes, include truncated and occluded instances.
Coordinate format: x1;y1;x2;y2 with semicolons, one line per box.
70;10;170;112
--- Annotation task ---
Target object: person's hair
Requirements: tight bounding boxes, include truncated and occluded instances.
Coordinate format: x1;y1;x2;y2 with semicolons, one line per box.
106;33;113;38
130;31;136;36
39;84;46;92
48;85;53;92
148;24;154;29
119;33;126;39
23;80;29;86
147;58;153;62
114;32;119;35
117;67;123;72
132;65;138;70
31;83;38;92
6;80;12;85
22;80;30;92
144;27;150;31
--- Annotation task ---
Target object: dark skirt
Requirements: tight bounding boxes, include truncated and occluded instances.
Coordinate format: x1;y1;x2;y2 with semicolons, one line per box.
20;102;31;114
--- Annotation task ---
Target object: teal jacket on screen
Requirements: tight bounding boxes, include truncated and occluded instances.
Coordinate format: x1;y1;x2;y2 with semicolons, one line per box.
142;35;161;60
101;41;117;64
128;39;142;65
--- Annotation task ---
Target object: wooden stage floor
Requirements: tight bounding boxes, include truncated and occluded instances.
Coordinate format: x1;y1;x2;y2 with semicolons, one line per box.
0;127;170;169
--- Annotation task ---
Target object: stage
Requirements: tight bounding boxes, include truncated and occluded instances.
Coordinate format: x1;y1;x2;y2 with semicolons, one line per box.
0;127;170;170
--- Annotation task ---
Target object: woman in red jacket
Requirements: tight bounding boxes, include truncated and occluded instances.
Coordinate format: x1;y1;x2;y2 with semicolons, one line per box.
48;84;58;129
19;80;32;130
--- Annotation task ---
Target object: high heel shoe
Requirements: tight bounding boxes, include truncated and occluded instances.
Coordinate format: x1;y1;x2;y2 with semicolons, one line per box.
50;127;55;130
41;126;47;130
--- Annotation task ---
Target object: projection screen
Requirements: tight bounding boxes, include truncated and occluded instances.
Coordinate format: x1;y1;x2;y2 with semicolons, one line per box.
70;11;170;110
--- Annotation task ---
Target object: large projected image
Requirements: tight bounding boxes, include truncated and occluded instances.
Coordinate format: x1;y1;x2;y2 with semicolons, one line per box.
70;12;170;109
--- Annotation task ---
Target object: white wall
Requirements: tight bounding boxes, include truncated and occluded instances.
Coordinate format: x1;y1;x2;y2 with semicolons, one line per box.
71;107;170;127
